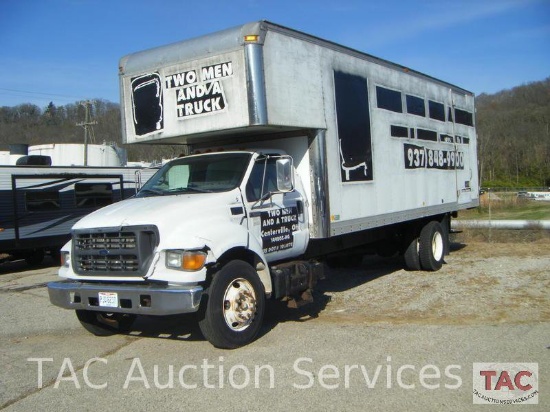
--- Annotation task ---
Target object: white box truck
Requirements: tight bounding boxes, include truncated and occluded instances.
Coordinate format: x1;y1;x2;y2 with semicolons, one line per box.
48;21;479;348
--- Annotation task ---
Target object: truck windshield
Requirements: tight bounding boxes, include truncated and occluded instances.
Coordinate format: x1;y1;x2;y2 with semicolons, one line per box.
137;152;252;197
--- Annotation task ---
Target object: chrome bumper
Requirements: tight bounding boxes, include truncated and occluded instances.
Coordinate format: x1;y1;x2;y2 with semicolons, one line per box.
48;281;203;316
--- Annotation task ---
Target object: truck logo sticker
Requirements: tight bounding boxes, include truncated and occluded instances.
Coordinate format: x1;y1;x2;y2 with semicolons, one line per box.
404;143;465;170
165;61;232;120
260;207;298;254
131;73;164;136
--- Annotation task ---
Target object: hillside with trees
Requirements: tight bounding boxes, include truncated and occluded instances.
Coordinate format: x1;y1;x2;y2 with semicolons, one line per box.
476;77;550;188
1;77;549;187
0;100;180;162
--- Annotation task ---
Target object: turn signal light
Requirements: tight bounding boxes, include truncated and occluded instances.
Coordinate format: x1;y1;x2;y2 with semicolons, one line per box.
182;252;207;271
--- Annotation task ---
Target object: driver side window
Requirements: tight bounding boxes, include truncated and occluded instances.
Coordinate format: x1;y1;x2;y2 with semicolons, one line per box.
246;159;278;202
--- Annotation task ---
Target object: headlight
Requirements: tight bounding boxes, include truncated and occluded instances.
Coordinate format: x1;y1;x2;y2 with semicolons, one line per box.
166;250;207;271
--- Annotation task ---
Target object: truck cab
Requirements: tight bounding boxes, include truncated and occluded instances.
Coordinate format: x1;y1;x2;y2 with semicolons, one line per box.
49;150;315;348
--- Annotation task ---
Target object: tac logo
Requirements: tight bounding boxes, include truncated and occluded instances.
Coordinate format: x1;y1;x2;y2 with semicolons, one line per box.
473;363;538;405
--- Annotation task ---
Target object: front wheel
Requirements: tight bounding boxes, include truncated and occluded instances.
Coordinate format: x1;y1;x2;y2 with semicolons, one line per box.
198;260;265;349
76;310;136;336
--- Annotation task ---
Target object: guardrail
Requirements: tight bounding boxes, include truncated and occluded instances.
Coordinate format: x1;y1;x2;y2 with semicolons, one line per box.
452;220;550;230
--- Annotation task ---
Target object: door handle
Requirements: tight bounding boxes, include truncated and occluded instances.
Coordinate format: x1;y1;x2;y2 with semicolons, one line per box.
297;200;304;216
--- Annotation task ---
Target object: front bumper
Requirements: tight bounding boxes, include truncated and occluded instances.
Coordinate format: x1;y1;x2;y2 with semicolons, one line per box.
48;281;203;316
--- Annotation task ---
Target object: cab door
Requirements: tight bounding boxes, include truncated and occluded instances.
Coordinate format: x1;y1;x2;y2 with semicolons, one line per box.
243;155;309;263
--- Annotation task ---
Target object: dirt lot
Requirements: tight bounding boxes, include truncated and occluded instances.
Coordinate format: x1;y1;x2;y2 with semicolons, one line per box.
2;238;549;331
1;237;548;411
267;239;550;327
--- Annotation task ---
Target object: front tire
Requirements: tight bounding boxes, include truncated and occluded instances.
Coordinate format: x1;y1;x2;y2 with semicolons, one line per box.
198;260;265;349
418;221;446;271
76;310;136;336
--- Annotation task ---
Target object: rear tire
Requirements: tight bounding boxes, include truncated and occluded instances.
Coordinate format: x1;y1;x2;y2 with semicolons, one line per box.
418;221;446;271
76;310;136;336
403;236;421;271
198;260;265;349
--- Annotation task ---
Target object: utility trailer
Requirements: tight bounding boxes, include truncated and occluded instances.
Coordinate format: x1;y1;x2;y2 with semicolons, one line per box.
48;21;479;348
0;163;157;265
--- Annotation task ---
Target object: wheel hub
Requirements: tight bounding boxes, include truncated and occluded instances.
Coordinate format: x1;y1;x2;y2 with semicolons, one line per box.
222;278;257;331
432;231;444;261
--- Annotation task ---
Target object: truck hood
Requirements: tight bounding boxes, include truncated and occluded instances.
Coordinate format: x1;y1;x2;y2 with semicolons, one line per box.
73;190;244;241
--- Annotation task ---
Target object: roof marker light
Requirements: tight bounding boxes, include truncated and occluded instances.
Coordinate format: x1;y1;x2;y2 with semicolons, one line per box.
244;35;260;43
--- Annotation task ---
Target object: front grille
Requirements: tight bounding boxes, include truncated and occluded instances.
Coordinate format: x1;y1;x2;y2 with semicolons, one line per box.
76;232;137;250
73;226;158;276
77;254;139;272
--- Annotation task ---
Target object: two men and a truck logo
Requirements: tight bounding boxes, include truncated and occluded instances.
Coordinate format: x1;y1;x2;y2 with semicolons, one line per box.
131;62;232;136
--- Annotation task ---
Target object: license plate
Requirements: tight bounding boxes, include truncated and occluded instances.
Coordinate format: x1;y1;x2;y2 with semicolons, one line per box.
98;292;118;308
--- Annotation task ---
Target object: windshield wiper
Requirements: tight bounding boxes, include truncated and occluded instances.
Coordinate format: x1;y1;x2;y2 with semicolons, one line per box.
169;185;213;194
138;188;165;197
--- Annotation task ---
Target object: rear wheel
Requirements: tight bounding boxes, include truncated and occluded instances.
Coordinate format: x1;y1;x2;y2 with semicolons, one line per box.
403;236;421;271
76;310;136;336
198;260;265;349
418;221;446;271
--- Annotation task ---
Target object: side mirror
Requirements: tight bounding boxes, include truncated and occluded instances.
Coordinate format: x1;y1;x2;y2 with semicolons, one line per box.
276;157;294;193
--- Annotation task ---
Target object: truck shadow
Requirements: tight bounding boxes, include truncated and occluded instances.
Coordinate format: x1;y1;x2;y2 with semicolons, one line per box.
262;242;469;333
0;257;59;275
449;242;467;252
122;254;415;344
262;254;404;331
128;313;204;342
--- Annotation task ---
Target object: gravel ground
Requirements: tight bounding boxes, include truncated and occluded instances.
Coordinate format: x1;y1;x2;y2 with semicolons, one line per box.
2;240;548;331
265;240;550;328
1;239;548;411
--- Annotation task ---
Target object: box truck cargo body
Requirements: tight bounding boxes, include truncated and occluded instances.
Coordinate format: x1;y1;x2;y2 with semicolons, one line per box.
48;21;479;348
